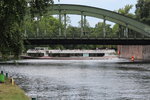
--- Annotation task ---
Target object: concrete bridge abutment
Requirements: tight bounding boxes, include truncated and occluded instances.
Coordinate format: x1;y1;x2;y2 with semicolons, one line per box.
118;45;150;60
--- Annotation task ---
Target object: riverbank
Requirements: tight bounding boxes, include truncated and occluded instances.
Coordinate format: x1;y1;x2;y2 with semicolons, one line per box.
0;84;30;100
0;74;30;100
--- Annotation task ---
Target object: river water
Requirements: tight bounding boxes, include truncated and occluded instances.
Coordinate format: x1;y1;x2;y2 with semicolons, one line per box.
0;58;150;100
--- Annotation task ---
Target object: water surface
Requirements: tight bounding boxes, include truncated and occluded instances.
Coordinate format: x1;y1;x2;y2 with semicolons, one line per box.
0;59;150;100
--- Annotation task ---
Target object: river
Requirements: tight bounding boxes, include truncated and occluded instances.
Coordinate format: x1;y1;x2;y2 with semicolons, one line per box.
0;58;150;100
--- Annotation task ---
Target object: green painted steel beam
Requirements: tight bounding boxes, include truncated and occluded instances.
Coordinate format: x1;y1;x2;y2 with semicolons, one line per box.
103;17;106;38
59;10;62;36
81;12;84;37
43;4;150;37
64;13;67;37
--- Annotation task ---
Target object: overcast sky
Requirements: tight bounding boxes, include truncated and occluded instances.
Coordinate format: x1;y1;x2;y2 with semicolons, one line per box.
54;0;138;27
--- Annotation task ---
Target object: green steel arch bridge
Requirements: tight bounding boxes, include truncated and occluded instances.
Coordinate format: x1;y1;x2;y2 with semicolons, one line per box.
24;4;150;45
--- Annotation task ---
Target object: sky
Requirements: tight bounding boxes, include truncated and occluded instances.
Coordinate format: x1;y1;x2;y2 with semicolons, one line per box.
53;0;138;27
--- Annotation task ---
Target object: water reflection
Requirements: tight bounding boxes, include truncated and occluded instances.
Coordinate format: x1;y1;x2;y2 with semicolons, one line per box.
0;59;150;100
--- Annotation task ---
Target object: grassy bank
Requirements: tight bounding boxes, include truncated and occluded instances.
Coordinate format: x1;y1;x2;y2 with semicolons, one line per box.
0;83;30;100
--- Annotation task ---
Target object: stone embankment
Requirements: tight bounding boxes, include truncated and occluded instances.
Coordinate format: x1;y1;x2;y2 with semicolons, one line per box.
118;45;150;60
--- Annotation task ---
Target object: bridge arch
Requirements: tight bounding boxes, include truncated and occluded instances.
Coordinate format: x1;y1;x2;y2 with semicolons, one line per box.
43;4;150;37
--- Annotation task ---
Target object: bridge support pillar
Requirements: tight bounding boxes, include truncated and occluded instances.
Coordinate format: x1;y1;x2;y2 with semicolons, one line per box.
125;24;128;38
36;16;40;38
81;12;84;37
103;17;106;38
83;15;86;35
59;10;62;36
64;13;67;37
118;45;150;60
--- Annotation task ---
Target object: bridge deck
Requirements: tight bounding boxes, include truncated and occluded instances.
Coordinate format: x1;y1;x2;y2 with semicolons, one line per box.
24;38;150;45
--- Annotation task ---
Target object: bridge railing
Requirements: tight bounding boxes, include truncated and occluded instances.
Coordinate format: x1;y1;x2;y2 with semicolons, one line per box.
24;27;149;39
24;33;149;40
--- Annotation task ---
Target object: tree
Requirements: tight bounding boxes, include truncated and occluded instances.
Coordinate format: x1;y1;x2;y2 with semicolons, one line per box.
66;25;81;38
117;5;135;18
0;0;53;59
28;0;54;17
78;18;91;36
0;0;26;59
114;5;136;38
25;16;60;38
135;0;150;25
92;22;113;38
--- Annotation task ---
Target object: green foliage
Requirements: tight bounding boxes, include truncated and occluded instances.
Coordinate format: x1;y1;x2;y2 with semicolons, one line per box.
0;0;53;60
135;0;150;25
28;0;54;17
0;0;26;59
78;18;90;28
66;25;81;37
114;4;138;38
117;5;135;18
92;22;114;38
25;16;60;38
112;24;119;36
78;18;91;36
